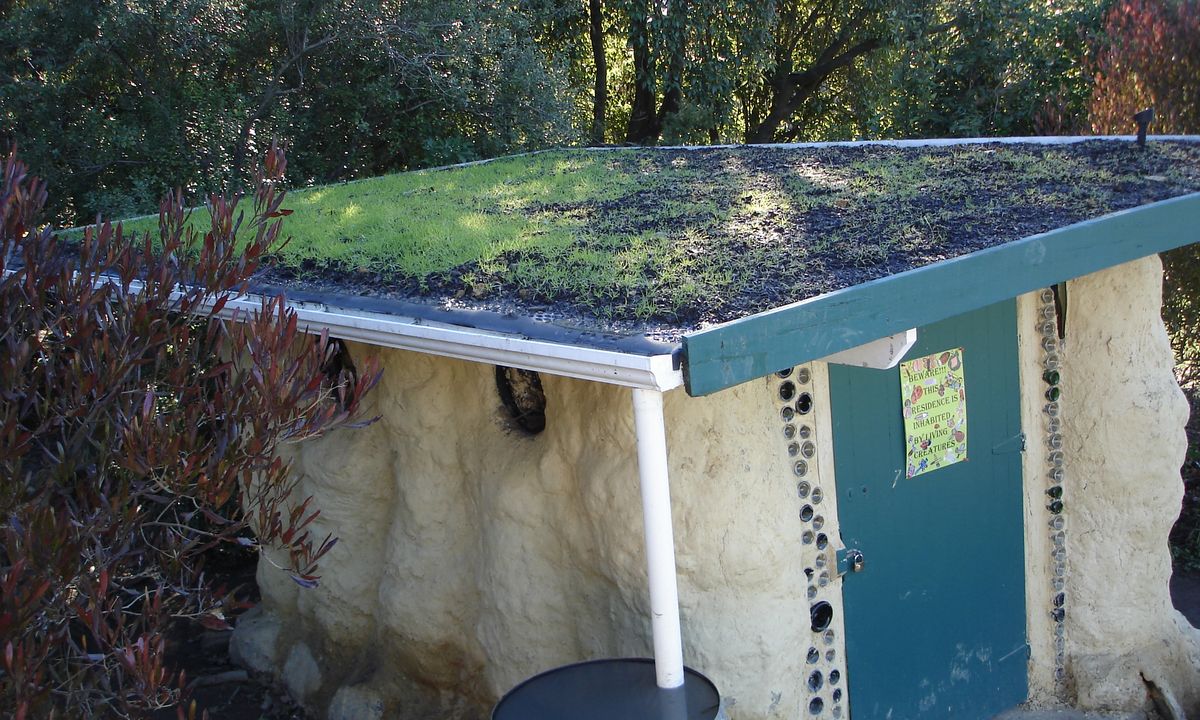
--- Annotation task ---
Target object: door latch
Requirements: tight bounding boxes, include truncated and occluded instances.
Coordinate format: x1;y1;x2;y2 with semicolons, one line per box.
836;548;866;577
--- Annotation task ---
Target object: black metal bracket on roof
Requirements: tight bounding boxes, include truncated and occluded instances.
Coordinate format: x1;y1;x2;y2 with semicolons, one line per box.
1135;107;1155;148
670;346;684;371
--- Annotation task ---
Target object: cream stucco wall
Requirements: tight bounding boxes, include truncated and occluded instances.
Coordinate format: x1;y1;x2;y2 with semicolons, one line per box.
1056;255;1200;716
234;350;834;719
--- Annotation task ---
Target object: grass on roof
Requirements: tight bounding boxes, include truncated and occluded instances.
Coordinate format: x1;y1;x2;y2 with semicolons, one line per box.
110;141;1200;325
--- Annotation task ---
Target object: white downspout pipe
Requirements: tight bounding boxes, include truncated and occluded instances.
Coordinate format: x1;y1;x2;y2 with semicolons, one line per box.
631;388;686;689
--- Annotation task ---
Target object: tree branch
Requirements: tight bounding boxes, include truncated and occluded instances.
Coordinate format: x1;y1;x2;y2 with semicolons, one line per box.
787;36;882;87
230;30;336;181
749;13;963;143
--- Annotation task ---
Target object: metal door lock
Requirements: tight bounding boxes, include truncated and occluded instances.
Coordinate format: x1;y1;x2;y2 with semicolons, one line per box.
836;548;866;577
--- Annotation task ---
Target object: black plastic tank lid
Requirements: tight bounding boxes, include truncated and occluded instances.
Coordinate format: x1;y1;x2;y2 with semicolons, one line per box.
492;658;722;720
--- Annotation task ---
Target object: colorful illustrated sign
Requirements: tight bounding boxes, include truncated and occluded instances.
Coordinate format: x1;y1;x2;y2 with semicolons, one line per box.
900;348;968;478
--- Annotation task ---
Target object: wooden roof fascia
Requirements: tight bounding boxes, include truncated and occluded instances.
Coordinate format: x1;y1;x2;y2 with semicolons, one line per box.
680;192;1200;397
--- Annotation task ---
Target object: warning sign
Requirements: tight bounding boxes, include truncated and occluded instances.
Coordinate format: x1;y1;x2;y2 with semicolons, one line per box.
900;348;967;478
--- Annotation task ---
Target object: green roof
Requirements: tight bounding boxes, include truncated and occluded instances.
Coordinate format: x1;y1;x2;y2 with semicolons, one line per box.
116;138;1200;347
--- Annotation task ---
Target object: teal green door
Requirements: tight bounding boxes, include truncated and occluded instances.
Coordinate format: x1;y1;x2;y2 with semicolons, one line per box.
829;300;1027;720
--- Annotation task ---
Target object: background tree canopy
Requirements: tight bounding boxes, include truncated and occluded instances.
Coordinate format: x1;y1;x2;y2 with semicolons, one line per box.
0;0;1189;227
0;0;575;225
7;0;1196;392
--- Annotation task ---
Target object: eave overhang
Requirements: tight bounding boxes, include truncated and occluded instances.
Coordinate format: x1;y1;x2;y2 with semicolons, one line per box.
680;191;1200;397
217;292;686;392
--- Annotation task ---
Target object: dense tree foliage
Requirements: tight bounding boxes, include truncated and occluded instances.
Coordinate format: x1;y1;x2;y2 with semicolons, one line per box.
1089;0;1199;135
886;0;1102;137
0;0;573;226
2;0;1125;226
552;0;1109;144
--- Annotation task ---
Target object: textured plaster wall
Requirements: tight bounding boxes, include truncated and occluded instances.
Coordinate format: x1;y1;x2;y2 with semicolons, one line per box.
1060;255;1200;715
233;348;818;719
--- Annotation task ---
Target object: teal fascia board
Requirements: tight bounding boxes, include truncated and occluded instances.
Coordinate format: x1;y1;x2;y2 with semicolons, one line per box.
681;191;1200;397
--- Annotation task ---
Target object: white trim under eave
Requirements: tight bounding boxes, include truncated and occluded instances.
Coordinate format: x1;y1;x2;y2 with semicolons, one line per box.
214;291;685;392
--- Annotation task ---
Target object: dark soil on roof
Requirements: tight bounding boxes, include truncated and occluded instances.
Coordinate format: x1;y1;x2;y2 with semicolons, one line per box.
257;140;1200;342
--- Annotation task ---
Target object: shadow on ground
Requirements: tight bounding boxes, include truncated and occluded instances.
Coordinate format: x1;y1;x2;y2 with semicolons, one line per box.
1171;571;1200;628
1170;385;1200;628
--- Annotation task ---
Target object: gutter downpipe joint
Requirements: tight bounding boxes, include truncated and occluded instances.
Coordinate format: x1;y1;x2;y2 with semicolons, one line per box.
631;387;686;690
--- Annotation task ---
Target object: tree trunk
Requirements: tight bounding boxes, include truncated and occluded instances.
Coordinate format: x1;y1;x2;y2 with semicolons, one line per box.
231;87;277;184
624;0;660;144
656;0;687;133
747;37;883;143
748;76;817;143
588;0;607;145
747;14;960;143
231;13;336;181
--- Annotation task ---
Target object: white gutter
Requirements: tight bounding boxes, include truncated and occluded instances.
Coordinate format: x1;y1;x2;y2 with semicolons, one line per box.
631;388;686;689
0;269;683;391
247;294;683;391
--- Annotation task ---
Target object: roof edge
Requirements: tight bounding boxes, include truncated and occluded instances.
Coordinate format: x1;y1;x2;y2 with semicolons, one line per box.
220;291;685;391
681;191;1200;397
0;268;684;391
586;134;1200;153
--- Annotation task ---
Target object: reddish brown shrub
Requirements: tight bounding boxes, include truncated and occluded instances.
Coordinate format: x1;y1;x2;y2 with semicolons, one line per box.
1088;0;1200;386
0;144;379;718
1089;0;1200;136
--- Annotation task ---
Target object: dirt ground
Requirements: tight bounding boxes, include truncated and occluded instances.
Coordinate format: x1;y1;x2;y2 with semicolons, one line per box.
157;628;307;720
152;553;309;720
